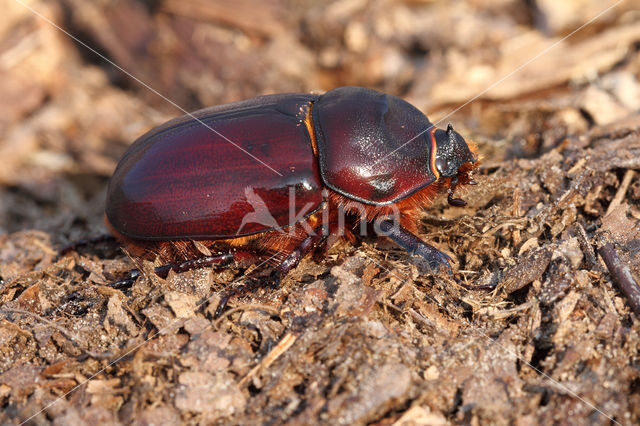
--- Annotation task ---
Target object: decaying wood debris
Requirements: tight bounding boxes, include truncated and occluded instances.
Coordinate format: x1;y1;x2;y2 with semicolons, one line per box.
1;0;639;424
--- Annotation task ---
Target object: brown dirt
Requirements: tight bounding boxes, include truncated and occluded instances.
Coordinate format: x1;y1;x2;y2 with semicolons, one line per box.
1;1;640;424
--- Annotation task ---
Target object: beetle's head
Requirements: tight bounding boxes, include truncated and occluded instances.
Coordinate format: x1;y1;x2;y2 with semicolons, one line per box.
432;124;478;206
433;124;475;178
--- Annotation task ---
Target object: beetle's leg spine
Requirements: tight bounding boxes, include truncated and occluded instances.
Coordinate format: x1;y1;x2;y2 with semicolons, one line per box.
108;251;256;289
154;252;236;278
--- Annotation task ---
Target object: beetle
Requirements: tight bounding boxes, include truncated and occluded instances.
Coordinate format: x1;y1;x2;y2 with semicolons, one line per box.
105;86;478;309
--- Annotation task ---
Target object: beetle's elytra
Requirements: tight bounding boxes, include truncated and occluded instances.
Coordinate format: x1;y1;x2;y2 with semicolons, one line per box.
105;86;478;293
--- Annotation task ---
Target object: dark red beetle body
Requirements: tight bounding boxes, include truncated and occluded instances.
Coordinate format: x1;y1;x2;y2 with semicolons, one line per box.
107;93;323;240
105;87;477;295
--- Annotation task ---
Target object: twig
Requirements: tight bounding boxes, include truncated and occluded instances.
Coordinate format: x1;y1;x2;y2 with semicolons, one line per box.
613;158;640;171
213;304;281;329
598;243;640;315
379;301;451;336
554;169;590;211
605;170;635;216
573;223;599;270
472;301;534;320
238;331;298;387
482;218;528;236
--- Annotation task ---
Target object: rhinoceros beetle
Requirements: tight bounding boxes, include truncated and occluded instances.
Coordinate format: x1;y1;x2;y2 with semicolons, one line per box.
104;86;478;311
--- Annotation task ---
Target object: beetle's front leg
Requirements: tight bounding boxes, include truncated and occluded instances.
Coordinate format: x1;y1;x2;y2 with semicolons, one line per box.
376;219;453;273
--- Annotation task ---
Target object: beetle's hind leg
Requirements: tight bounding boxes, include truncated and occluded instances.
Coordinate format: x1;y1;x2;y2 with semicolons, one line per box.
59;234;117;256
109;251;257;289
376;219;453;273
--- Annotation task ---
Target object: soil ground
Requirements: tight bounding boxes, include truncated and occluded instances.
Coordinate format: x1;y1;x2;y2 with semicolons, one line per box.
1;1;640;424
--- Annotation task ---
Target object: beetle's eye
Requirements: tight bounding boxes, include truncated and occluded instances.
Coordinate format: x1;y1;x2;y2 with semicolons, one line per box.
436;157;448;174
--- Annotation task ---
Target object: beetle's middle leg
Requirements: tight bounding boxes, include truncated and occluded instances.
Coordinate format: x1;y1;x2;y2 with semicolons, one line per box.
214;225;337;317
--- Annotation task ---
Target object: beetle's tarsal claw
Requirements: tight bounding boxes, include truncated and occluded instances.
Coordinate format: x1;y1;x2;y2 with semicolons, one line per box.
410;245;453;274
109;269;140;289
447;194;467;207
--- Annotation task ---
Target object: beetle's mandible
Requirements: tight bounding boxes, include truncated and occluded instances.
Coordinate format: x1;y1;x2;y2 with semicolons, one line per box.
105;86;478;307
